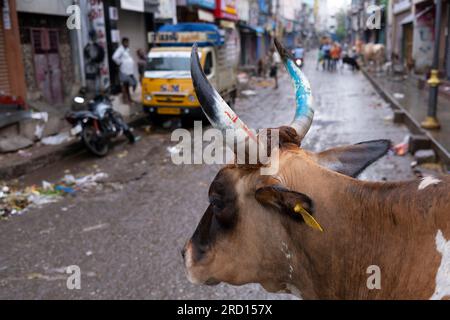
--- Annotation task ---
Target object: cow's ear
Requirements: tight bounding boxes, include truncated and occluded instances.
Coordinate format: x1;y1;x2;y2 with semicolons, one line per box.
255;184;323;232
314;140;391;178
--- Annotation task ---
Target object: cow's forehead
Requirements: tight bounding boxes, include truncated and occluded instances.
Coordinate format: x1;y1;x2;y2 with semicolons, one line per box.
208;149;311;195
208;166;261;199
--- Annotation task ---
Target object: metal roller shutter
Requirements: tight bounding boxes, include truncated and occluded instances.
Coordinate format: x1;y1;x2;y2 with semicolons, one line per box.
0;13;11;95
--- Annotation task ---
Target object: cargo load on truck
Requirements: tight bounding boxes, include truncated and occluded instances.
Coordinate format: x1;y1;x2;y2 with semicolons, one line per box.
142;23;239;120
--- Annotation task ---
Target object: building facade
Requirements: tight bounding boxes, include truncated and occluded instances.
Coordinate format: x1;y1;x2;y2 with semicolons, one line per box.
387;0;449;77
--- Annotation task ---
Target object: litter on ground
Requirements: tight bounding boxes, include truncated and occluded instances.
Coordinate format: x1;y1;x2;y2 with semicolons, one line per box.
41;132;73;146
0;172;109;218
393;93;405;99
241;90;257;96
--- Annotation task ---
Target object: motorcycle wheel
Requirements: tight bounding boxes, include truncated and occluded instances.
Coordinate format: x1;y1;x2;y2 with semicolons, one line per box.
124;129;136;144
82;125;109;157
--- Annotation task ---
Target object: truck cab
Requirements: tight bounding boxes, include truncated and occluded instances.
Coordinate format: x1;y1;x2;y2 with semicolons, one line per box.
142;23;238;119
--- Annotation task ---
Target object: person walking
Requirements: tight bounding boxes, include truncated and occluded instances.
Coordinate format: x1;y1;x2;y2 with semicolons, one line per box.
136;48;147;83
269;48;281;89
322;41;331;71
317;44;325;70
293;44;304;60
112;37;136;104
330;43;341;72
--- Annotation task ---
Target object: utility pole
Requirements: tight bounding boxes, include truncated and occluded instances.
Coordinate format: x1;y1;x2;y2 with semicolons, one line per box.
421;0;442;130
75;0;86;88
275;0;281;40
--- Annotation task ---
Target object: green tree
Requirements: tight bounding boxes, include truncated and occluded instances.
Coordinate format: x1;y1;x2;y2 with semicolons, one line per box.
336;9;348;41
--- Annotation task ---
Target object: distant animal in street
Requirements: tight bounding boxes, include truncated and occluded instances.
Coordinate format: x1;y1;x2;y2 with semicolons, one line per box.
183;39;450;300
342;55;360;71
363;43;386;72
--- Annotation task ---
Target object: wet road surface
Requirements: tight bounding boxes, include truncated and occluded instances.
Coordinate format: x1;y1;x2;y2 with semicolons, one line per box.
0;51;417;299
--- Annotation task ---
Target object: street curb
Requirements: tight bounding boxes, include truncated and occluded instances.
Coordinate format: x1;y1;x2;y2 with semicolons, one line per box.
362;68;450;170
0;114;149;181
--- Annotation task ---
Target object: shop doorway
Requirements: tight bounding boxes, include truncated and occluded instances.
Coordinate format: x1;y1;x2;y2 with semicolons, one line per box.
30;28;63;104
402;22;414;68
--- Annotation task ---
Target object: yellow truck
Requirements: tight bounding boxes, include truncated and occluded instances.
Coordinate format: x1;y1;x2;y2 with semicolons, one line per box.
142;23;239;120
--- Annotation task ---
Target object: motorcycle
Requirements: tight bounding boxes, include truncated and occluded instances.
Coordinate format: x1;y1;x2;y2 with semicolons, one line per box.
66;94;136;157
295;57;304;68
291;48;305;68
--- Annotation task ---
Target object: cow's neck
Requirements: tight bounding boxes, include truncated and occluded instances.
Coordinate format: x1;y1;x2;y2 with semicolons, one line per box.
276;154;444;299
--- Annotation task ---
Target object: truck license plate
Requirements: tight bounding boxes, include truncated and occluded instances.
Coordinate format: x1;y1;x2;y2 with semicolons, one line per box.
157;108;181;115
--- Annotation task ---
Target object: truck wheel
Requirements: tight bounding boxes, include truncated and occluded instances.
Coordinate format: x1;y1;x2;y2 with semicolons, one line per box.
181;116;195;128
148;113;164;125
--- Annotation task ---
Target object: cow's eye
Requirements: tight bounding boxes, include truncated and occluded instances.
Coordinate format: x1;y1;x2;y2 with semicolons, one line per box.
211;199;225;211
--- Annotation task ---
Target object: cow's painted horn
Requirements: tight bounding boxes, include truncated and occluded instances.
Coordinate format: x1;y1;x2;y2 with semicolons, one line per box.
274;39;314;142
190;44;257;151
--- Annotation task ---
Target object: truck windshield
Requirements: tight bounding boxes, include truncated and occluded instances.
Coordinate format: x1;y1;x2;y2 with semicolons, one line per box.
146;57;190;71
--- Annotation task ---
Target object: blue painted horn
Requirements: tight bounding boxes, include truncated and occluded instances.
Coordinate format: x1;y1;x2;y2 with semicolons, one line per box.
274;39;314;142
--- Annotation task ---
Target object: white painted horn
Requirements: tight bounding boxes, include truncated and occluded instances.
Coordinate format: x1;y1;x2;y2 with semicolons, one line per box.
190;44;258;154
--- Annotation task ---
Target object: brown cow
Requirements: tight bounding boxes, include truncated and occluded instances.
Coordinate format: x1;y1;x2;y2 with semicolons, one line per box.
182;40;450;300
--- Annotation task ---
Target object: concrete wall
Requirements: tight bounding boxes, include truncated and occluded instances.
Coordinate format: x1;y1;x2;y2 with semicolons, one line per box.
412;7;434;72
16;0;73;16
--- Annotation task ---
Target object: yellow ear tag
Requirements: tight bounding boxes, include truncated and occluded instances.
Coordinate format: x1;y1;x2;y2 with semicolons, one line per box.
294;204;324;232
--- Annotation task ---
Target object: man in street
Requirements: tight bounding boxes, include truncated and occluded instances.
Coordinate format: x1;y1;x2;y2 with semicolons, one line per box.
293;45;304;60
293;44;305;68
112;37;136;104
269;48;281;89
136;48;147;83
322;41;331;71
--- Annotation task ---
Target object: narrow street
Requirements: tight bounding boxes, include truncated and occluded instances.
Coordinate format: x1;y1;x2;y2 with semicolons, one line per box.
0;51;418;299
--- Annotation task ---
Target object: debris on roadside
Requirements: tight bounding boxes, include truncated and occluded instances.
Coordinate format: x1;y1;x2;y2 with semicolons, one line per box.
30;112;49;122
167;145;182;156
393;135;410;156
62;172;108;189
0;172;109;218
41;132;73;146
142;125;152;134
117;150;128;159
0;184;62;218
383;115;394;122
17;150;33;158
237;72;249;85
241;90;257;97
82;223;109;233
54;185;76;195
393;93;405;100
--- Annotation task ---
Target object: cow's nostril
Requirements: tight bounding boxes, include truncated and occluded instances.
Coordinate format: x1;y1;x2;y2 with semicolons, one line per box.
181;248;186;260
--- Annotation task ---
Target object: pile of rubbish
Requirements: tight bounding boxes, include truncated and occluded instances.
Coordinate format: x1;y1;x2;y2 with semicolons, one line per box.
0;172;108;218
